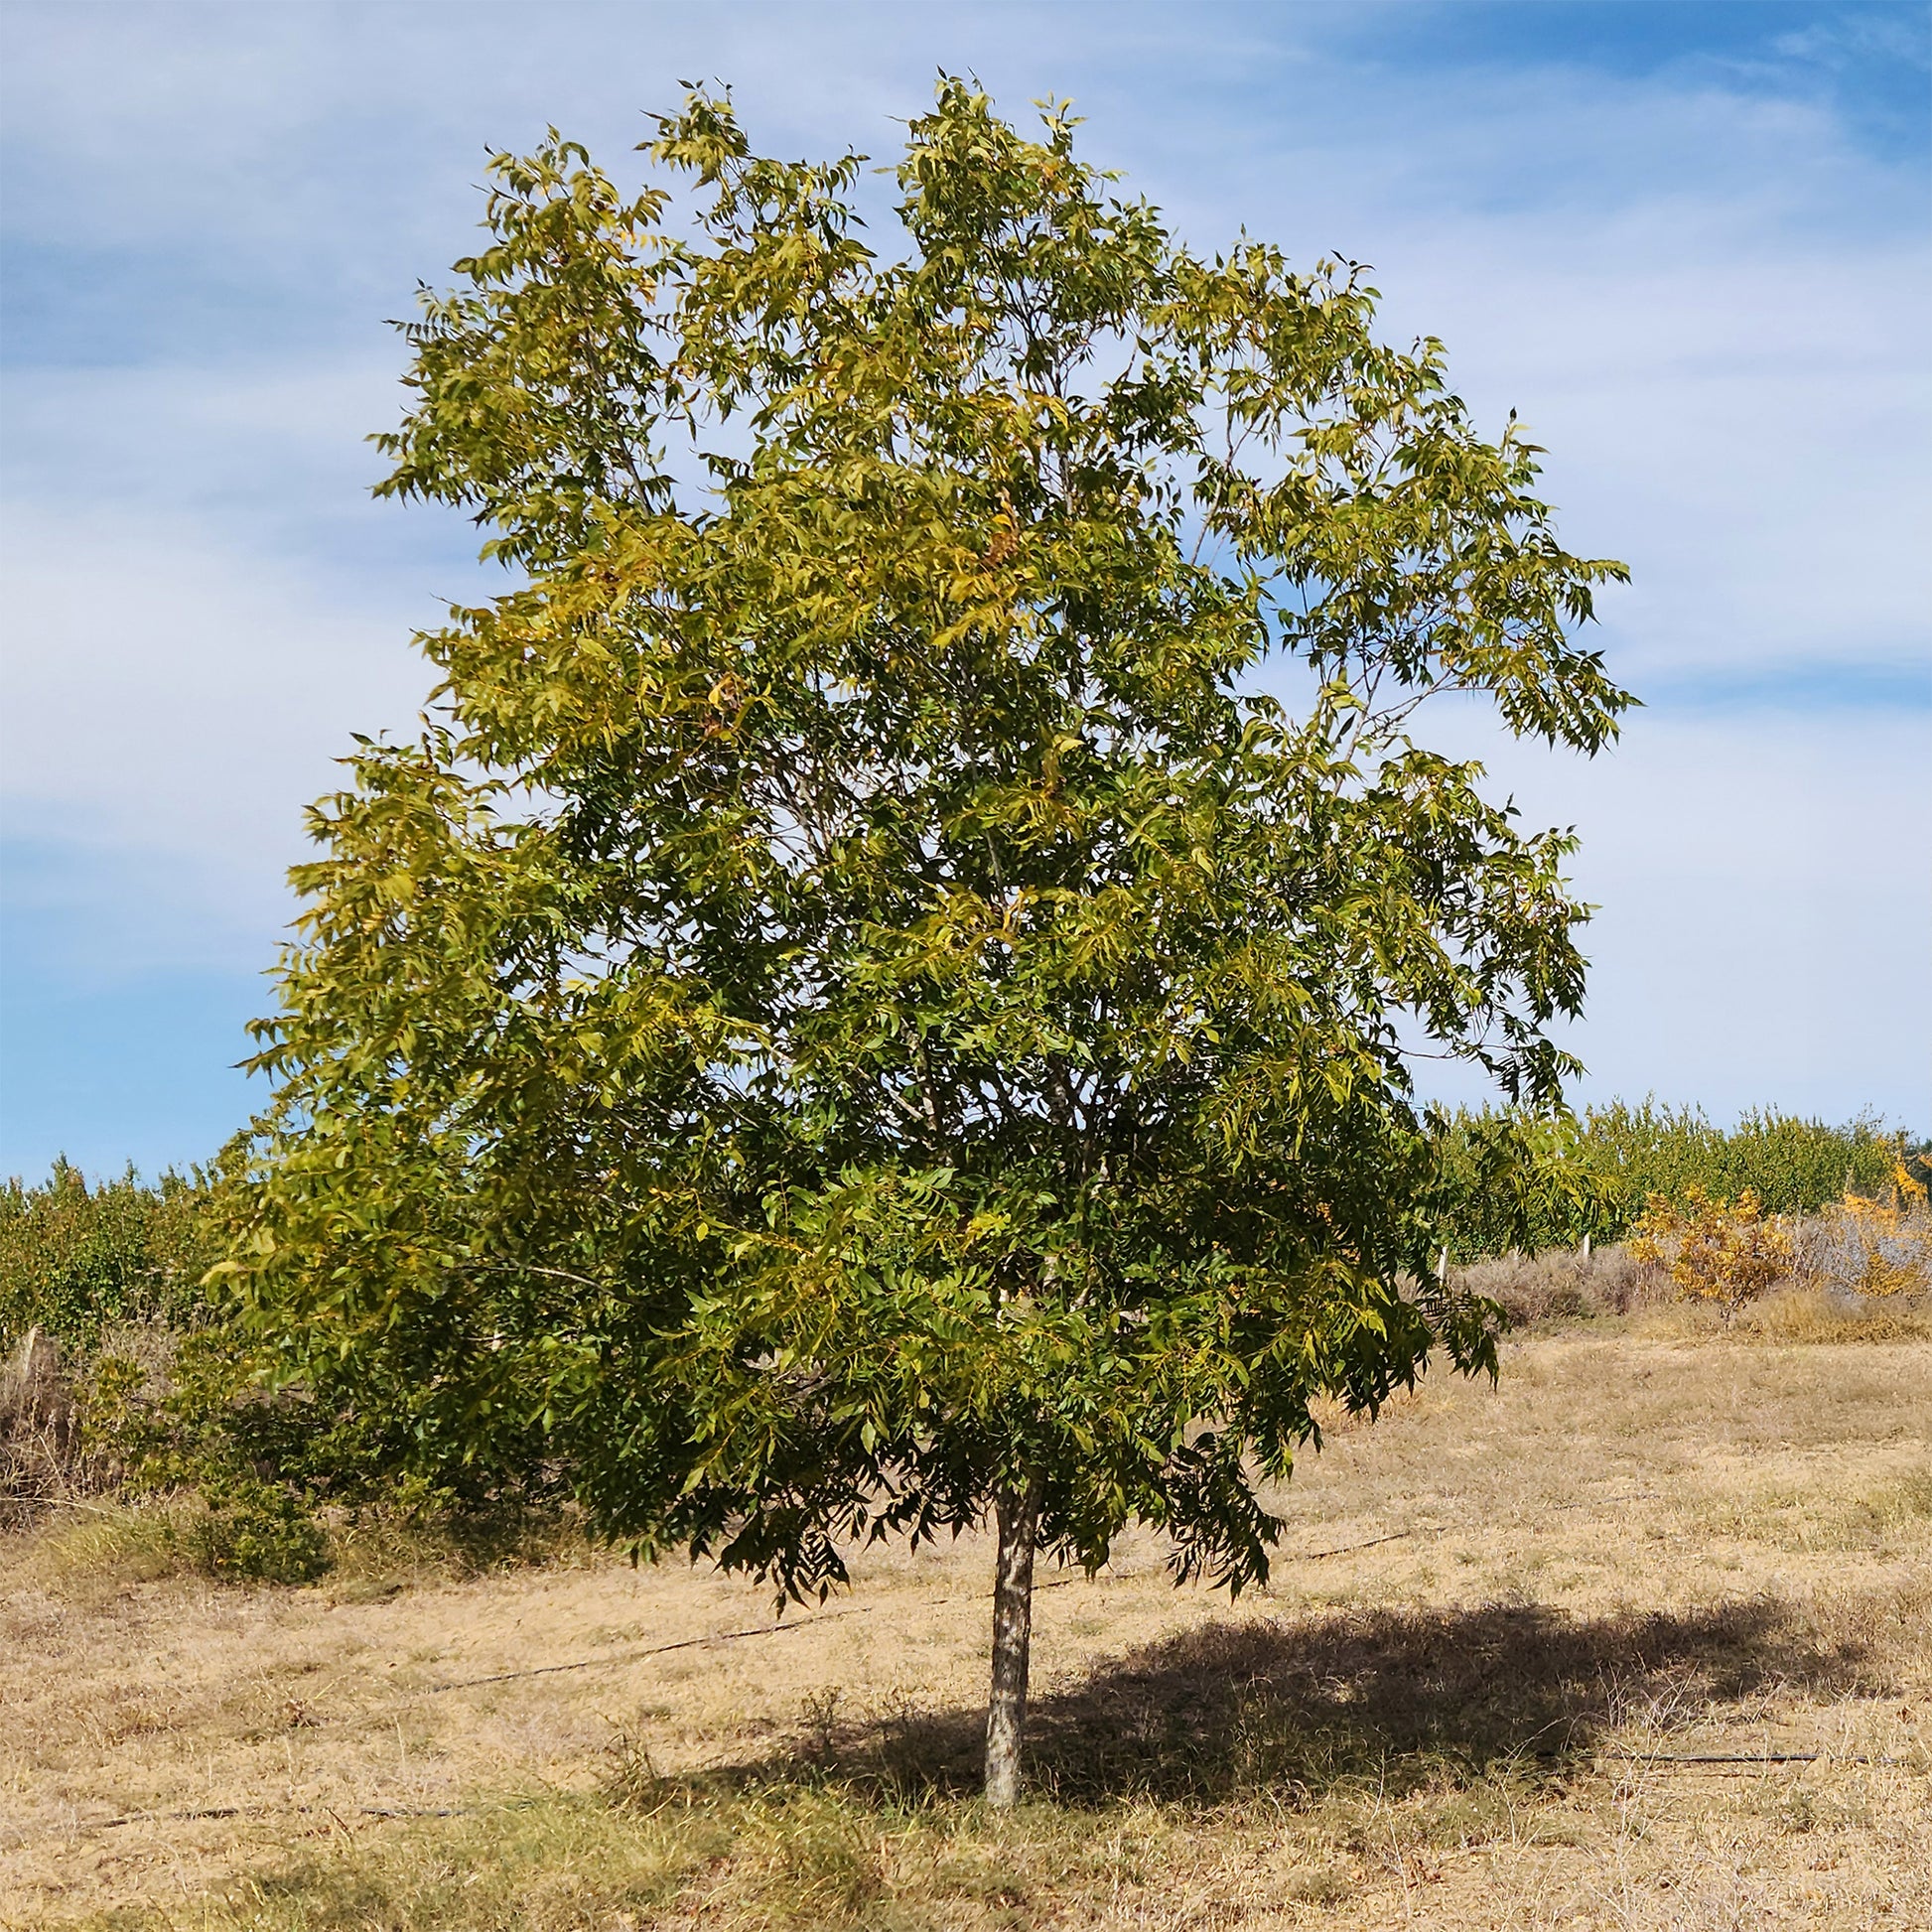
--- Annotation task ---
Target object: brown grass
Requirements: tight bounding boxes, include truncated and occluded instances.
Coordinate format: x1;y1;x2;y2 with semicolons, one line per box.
4;1331;1929;1929
1456;1240;1932;1340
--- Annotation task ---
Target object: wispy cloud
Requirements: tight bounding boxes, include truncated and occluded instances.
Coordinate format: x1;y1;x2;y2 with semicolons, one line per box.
1774;9;1932;70
0;493;437;967
1424;707;1930;1122
2;1;1926;1168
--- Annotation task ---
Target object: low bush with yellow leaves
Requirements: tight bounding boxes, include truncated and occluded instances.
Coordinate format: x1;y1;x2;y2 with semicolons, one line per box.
1632;1148;1932;1323
1796;1155;1932;1301
1629;1185;1793;1320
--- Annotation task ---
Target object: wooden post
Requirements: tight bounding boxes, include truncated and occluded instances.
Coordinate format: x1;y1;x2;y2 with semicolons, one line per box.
984;1475;1043;1808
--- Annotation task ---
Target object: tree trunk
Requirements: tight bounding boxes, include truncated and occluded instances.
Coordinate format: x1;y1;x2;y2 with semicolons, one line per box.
984;1474;1043;1808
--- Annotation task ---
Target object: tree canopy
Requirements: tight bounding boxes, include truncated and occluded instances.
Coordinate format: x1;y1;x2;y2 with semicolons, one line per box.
224;80;1631;1802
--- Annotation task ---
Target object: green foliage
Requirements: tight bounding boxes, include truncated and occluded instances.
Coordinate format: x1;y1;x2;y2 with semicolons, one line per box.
183;1475;333;1584
1435;1102;1903;1260
54;1334;341;1579
1579;1101;1897;1223
0;1158;215;1353
0;1160;549;1570
226;80;1632;1609
1429;1111;1623;1262
79;1310;558;1529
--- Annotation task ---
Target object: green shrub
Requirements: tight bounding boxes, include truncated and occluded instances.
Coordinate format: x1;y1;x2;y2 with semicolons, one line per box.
0;1162;574;1587
0;1158;216;1353
184;1477;332;1584
1579;1101;1897;1220
1435;1102;1906;1262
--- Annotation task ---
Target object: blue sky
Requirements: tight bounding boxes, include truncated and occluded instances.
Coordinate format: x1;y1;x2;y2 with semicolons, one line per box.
1;0;1927;1178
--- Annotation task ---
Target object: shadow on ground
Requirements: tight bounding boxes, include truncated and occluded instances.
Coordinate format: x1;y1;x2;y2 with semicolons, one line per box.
699;1585;1917;1808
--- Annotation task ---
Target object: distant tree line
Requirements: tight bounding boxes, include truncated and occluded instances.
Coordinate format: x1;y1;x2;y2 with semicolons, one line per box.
0;1158;215;1352
2;1105;1922;1587
1431;1102;1915;1261
6;1105;1917;1359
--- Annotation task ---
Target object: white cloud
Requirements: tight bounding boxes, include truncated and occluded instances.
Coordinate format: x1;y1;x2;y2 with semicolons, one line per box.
0;358;411;541
0;498;435;970
1133;59;1931;688
1774;11;1932;69
8;7;1922;690
1375;238;1930;684
1437;709;1932;1125
2;1;1926;1127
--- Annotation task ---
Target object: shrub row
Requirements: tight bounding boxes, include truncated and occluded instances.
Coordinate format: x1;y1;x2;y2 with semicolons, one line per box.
0;1157;216;1353
1433;1101;1919;1261
3;1107;1923;1575
2;1158;558;1571
9;1106;1916;1355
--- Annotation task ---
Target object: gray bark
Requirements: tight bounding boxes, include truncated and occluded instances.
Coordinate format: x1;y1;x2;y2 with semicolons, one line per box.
983;1474;1043;1808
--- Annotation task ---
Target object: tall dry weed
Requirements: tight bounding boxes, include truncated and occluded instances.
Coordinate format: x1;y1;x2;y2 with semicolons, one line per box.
1453;1243;1662;1327
1792;1162;1932;1302
0;1326;77;1529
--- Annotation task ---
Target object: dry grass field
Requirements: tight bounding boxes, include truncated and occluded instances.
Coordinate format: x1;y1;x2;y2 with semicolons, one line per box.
4;1314;1928;1930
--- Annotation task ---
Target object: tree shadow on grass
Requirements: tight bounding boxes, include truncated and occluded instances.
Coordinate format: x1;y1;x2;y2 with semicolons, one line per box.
715;1583;1919;1809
